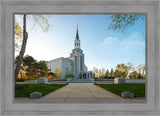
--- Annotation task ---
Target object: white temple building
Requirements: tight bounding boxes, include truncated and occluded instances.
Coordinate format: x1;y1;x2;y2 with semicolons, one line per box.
46;25;93;80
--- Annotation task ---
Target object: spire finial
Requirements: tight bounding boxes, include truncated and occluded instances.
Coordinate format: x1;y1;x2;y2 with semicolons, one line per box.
77;24;78;30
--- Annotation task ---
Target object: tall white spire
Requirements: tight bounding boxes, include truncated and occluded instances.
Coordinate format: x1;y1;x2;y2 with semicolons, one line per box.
74;24;80;49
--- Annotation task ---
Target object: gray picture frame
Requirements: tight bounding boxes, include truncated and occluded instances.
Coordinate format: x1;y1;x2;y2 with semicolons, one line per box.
0;0;159;116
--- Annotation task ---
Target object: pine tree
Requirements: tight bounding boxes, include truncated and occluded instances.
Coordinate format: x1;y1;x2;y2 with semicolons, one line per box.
110;68;114;77
104;69;109;78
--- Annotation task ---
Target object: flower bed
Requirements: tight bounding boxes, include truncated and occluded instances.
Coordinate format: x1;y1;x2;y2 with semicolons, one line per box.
95;79;114;81
49;79;67;81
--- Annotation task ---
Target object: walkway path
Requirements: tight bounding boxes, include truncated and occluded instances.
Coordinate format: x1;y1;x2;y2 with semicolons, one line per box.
15;83;145;103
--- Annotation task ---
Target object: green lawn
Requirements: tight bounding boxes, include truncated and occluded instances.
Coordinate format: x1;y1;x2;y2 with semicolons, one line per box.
95;83;145;97
15;84;67;97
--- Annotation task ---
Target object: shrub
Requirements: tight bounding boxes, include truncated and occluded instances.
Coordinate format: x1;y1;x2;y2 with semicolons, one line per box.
16;78;25;82
104;77;115;79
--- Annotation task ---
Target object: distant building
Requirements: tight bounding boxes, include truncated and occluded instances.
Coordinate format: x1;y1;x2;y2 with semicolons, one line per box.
46;25;93;80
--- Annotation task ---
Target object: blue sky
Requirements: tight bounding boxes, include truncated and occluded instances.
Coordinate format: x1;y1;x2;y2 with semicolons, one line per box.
15;14;145;70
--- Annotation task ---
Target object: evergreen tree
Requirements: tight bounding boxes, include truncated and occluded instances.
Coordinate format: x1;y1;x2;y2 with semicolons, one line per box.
110;68;114;77
104;69;109;77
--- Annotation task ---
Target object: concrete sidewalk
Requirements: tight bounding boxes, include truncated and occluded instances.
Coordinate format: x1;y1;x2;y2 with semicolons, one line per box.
15;83;146;103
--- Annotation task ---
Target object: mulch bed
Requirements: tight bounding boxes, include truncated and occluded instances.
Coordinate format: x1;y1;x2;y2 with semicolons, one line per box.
15;85;29;90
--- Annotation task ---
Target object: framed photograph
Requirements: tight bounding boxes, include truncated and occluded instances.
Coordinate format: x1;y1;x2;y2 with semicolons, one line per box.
0;0;159;116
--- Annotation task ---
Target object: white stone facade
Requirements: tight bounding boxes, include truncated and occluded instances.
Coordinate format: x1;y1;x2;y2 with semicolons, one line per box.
46;25;92;80
46;57;73;78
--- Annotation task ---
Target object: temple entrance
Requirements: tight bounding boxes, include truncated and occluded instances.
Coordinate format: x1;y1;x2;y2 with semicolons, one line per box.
70;71;94;82
83;73;86;79
78;71;93;80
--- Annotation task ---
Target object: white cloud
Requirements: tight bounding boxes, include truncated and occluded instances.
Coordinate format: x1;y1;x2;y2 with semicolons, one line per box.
98;32;145;66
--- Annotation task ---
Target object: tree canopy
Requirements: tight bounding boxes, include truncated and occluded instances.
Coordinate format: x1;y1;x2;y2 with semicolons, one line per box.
92;62;145;79
107;14;145;32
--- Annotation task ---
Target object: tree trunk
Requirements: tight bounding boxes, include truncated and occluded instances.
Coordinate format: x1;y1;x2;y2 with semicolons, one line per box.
15;14;28;81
